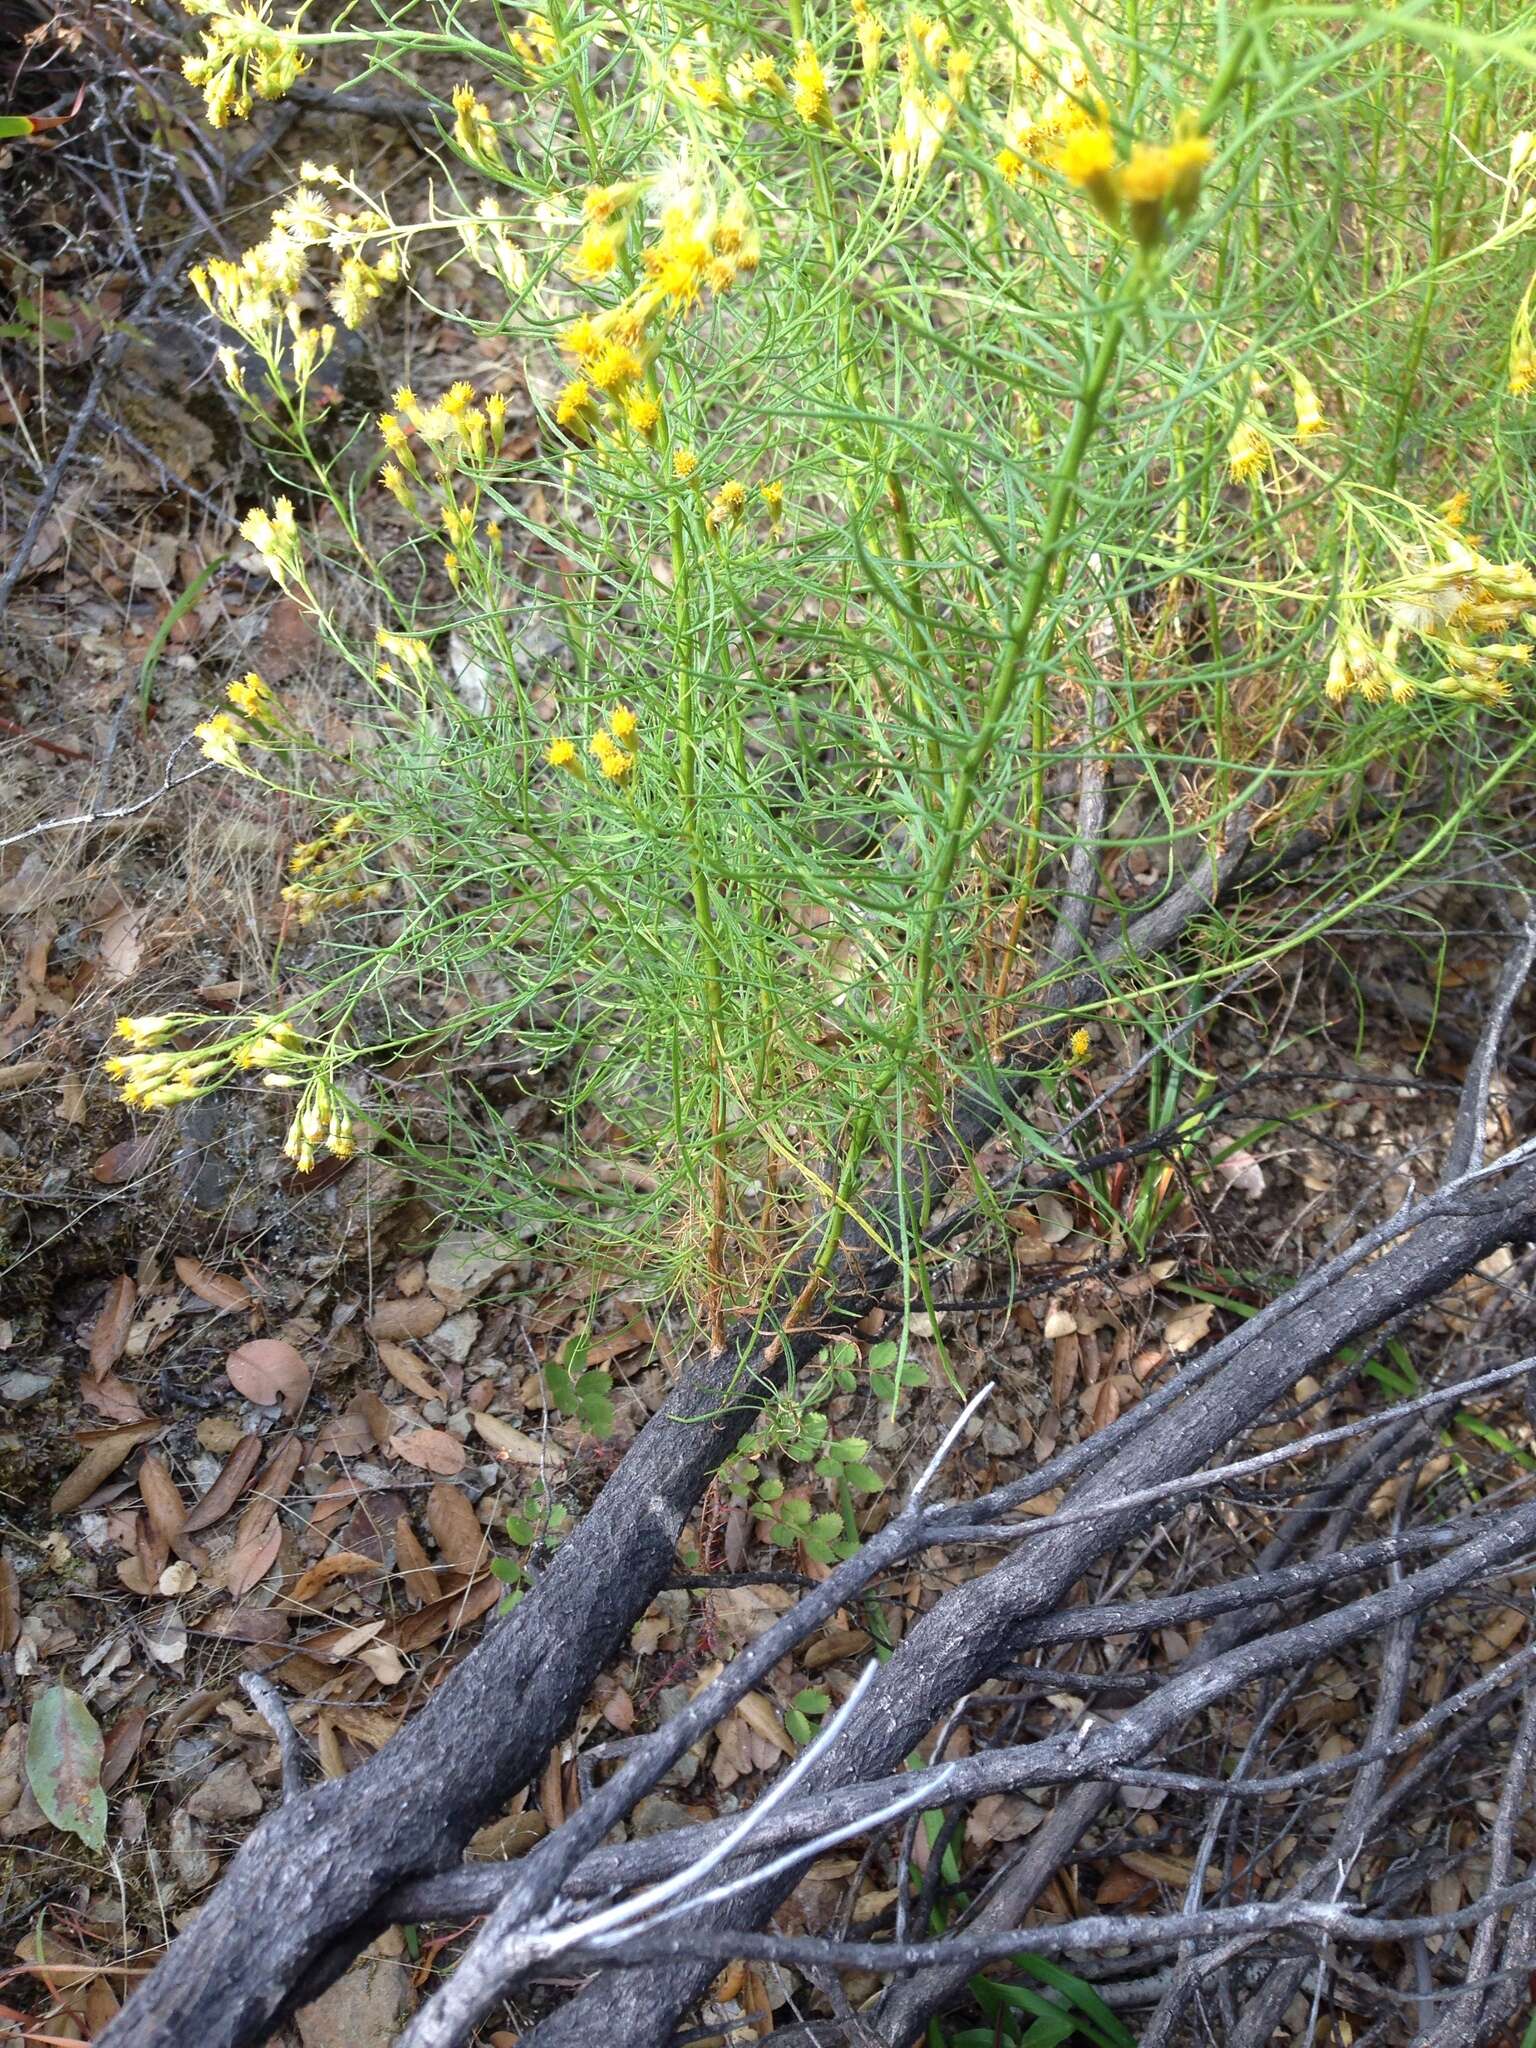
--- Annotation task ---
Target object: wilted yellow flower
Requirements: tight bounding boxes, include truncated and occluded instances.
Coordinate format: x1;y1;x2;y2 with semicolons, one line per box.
851;0;883;76
1227;417;1273;484
1290;367;1327;438
240;496;302;582
510;11;556;68
451;83;505;168
1510;275;1536;396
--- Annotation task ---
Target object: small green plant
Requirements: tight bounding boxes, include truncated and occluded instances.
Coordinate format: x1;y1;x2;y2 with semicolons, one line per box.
544;1333;616;1438
490;1482;571;1612
782;1686;832;1748
725;1346;885;1564
867;1339;930;1412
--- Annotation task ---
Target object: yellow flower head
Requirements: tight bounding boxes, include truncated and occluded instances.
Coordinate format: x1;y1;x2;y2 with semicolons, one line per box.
568;223;625;282
556;378;596;430
1055;121;1119;225
1069;1027;1091;1062
791;40;831;125
673;446;699;480
609;703;638;743
590;729;634;779
625;391;661;437
587;339;644;393
546;737;579;769
760;478;785;520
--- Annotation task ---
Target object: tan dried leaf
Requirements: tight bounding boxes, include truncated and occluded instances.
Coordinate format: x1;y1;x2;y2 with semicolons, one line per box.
50;1424;160;1516
174;1258;253;1312
226;1339;310;1417
389;1429;466;1476
289;1550;380;1606
85;1277;136;1378
181;1433;262;1533
426;1483;485;1575
376;1340;437;1402
471;1413;565;1468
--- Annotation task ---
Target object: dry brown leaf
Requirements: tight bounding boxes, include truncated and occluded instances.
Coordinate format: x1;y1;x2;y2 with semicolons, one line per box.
91;1134;161;1185
288;1550;380;1606
394;1516;440;1608
226;1338;310;1416
427;1483;485;1574
471;1413;565;1468
175;1258;253;1312
389;1429;466;1476
367;1296;445;1342
0;1557;18;1650
224;1521;282;1599
50;1423;161;1516
234;1435;304;1548
390;1573;498;1653
1165;1300;1217;1355
376;1340;437;1402
85;1276;136;1377
78;1370;149;1425
0;1060;47;1090
181;1433;262;1533
734;1692;796;1760
100;1706;148;1793
136;1452;187;1544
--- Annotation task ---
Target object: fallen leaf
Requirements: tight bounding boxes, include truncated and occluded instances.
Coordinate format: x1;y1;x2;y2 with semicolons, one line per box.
234;1435;304;1549
79;1370;150;1424
85;1277;136;1377
50;1424;160;1516
0;1060;47;1091
175;1258;253;1312
137;1452;193;1554
224;1521;282;1599
1216;1147;1267;1200
471;1414;565;1467
98;905;145;983
26;1686;107;1852
0;1558;19;1650
288;1550;380;1606
100;1707;148;1792
734;1691;797;1760
367;1296;446;1342
389;1428;466;1476
181;1433;262;1533
375;1340;437;1402
427;1483;485;1574
91;1133;161;1184
390;1574;499;1653
158;1561;198;1597
1165;1299;1217;1355
394;1517;440;1607
226;1339;310;1417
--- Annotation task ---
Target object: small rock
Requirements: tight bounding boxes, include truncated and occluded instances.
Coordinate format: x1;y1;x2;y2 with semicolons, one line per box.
169;1809;218;1892
981;1420;1022;1456
425;1232;516;1313
187;1760;263;1822
0;1371;52;1406
631;1794;694;1837
296;1930;415;2047
425;1312;481;1366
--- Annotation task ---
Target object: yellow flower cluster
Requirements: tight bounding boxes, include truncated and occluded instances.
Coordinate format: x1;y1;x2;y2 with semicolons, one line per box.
195;667;291;774
282;812;390;924
552;181;759;451
191;174;402;410
994;47;1104;186
1327;532;1536;710
1053;113;1213;250
790;40;832;126
547;706;640;781
376;384;512;572
283;1077;356;1172
1227;362;1327;479
891;14;973;187
451;84;505;171
179;0;307;128
239;498;303;583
